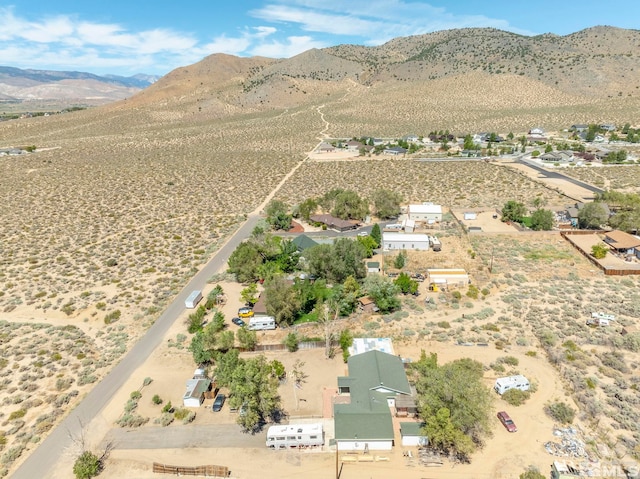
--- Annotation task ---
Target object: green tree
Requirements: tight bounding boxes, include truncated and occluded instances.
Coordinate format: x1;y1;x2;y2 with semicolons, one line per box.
265;199;292;231
264;275;300;326
519;466;546;479
73;451;101;479
394;272;418;294
578;202;609;229
501;200;526;222
357;234;378;257
370;223;382;247
331;190;369;220
305;238;367;283
530;209;554;230
424;407;474;460
364;275;400;313
591;244;608;259
507;132;514;140
240;283;258;306
227;241;264;283
237;327;258;350
205;285;224;309
463;134;475;150
296;198;318;221
394;251;407;269
372;189;402;219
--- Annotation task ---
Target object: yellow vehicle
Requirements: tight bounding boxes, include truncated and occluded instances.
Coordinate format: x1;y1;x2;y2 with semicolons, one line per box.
238;307;254;318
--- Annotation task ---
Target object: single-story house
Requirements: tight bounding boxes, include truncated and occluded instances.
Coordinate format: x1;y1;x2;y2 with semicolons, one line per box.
292;233;318;252
566;207;580;227
367;261;381;273
334;350;413;451
400;422;427;447
348;337;394;357
183;378;211;407
317;142;336;153
407;203;442;222
382;232;430;251
309;214;358;232
252;293;268;316
346;140;364;151
604;230;640;254
402;134;420;143
571;124;588;132
384;146;408;156
600;123;616;132
529;127;545;136
358;296;379;313
426;268;469;289
539;151;574;163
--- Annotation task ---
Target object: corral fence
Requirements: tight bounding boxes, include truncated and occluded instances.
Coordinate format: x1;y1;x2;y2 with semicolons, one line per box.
240;341;331;353
561;231;640;276
152;463;229;477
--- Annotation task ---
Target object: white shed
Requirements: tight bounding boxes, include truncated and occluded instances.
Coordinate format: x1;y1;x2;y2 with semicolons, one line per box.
463;212;477;220
183;378;211;407
400;422;428;447
407;204;442;222
426;269;469;288
383;232;430;251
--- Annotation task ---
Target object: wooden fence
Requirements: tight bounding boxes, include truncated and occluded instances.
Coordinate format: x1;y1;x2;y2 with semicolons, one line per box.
152;462;229;477
561;231;640;276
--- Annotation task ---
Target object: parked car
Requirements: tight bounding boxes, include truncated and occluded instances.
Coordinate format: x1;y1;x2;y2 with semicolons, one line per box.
238;307;254;318
212;393;226;412
497;411;517;432
357;231;369;237
231;317;245;327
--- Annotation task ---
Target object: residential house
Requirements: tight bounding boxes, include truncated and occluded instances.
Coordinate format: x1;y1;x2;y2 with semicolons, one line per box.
539;151;574;163
565;207;580;227
309;214;358;232
291;234;318;252
251;294;268;316
407;203;443;222
346;140;364;152
334;350;414;451
384;146;408;156
382;232;430;251
529;127;545;136
317;142;336;153
571;124;588;132
604;230;640;255
402;134;420;143
600;123;616;132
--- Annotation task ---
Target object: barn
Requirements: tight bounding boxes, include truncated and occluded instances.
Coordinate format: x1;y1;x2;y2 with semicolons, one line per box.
407;204;442;222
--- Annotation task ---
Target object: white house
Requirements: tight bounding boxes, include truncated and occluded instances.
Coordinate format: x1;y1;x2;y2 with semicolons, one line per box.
407;203;442;222
400;422;428;447
383;232;430;251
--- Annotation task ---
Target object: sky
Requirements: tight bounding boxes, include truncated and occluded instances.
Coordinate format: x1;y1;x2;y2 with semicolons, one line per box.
1;0;639;77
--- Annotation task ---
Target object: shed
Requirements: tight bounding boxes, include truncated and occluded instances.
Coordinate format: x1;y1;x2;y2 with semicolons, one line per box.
382;232;430;251
367;261;380;273
358;296;379;313
400;422;428;447
426;269;469;289
395;395;418;417
183;378;211;407
463;212;477;220
402;218;416;233
407;204;442;222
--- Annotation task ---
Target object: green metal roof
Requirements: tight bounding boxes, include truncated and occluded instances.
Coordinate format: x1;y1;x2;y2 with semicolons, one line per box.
347;350;411;396
400;422;426;437
291;234;318;251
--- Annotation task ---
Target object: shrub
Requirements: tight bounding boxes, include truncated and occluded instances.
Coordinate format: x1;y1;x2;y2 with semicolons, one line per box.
525;350;537;357
104;310;121;324
466;284;479;299
284;332;299;352
143;377;153;387
162;401;174;413
502;388;531;406
9;409;26;420
437;321;451;329
451;291;462;300
152;394;163;405
501;356;519;366
73;451;101;479
545;401;576;424
174;408;190;420
130;391;142;400
116;413;148;428
182;411;196;424
155;412;174;427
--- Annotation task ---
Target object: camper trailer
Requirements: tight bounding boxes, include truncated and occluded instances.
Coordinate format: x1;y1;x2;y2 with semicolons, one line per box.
266;423;324;449
248;316;276;331
429;236;442;252
185;290;203;309
494;375;530;395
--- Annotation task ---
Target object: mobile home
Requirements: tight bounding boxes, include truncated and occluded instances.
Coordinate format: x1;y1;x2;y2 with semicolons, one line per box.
185;290;203;309
266;423;324;449
494;375;530;395
248;316;276;331
429;236;442;252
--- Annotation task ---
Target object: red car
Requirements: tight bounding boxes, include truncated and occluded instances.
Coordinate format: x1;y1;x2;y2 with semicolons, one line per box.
497;411;517;432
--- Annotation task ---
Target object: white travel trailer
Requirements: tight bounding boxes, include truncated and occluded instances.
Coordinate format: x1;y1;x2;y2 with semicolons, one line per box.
185;290;203;309
494;375;530;395
266;423;324;449
248;316;276;331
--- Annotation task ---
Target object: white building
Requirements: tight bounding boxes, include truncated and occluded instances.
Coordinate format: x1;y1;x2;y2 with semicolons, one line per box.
493;375;530;395
426;269;469;289
383;232;430;251
407;203;442;222
266;423;324;449
183;378;211;407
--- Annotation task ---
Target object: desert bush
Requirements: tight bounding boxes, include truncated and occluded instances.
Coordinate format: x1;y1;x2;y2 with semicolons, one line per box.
73;451;101;479
174;407;191;421
162;401;174;414
284;332;299;352
152;394;163;405
1;444;24;466
143;377;153;387
116;413;148;428
500;356;519;366
502;388;531;406
130;390;142;400
182;411;196;424
155;412;174;427
104;310;121;324
545;401;576;424
9;409;26;420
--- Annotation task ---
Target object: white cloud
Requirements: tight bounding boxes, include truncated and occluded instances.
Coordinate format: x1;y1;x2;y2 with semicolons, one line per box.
249;35;328;58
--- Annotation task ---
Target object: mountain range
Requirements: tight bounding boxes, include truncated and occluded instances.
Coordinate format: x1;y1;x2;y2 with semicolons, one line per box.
0;66;159;104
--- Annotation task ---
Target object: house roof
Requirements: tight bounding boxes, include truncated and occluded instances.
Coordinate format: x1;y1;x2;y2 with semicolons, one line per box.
358;296;375;306
334;406;395;441
605;230;640;250
367;261;380;268
252;293;268;315
400;422;426;437
347;350;412;396
408;204;442;214
309;214;357;230
183;379;211;400
291;234;318;251
383;232;431;243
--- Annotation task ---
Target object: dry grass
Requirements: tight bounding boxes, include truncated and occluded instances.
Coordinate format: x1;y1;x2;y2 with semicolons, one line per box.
561;164;640;192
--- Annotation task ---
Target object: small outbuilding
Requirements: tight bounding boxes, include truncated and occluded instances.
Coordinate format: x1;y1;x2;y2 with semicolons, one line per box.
426;269;469;289
183;378;211;407
400;422;428;447
367;261;381;273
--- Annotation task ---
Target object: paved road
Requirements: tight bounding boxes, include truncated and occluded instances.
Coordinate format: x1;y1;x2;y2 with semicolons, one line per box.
11;215;263;479
101;424;265;450
516;158;604;197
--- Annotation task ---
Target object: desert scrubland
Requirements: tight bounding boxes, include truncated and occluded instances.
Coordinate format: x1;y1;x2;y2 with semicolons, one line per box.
1;54;640;477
